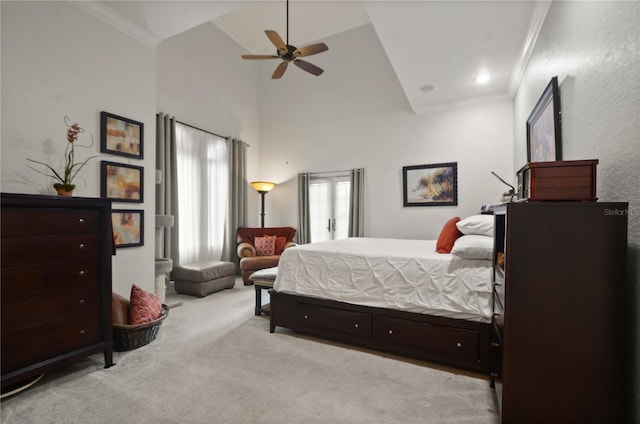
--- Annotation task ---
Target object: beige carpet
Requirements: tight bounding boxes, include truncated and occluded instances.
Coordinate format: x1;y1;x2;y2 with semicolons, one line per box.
0;279;499;424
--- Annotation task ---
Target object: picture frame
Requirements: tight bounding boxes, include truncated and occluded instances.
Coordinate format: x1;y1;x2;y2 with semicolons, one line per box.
111;209;144;248
101;111;144;159
403;162;458;207
101;161;143;203
526;76;562;162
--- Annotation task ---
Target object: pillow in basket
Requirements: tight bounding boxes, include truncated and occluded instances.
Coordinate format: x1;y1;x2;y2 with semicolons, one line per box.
129;284;163;325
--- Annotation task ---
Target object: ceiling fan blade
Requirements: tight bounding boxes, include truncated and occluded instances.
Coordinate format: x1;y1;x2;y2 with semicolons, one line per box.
272;61;288;79
242;54;280;60
294;43;329;57
265;30;287;53
293;59;324;76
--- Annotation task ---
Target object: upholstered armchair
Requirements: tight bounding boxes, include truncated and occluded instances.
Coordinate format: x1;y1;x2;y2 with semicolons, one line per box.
236;227;297;285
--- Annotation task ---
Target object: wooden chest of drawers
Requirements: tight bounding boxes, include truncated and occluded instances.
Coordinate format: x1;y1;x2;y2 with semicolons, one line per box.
1;193;114;390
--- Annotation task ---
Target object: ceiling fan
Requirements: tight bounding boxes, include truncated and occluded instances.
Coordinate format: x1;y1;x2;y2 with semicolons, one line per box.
241;0;329;79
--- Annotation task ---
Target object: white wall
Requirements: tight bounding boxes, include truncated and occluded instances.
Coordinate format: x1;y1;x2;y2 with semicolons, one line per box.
157;21;261;226
258;24;514;239
512;1;640;418
1;1;156;297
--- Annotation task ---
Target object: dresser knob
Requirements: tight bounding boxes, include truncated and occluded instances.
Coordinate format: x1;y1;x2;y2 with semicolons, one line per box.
78;218;85;224
79;270;85;276
388;329;393;335
354;323;359;328
79;299;85;305
456;342;462;348
304;315;308;319
79;243;85;249
79;330;86;336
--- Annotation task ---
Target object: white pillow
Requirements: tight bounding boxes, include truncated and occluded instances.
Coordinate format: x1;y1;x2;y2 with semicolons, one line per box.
456;214;494;237
451;235;493;260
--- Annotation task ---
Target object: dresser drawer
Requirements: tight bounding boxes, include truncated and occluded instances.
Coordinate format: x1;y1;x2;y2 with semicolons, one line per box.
373;315;480;364
1;257;98;301
1;286;99;336
1;313;101;374
1;208;99;237
1;234;99;267
296;302;372;338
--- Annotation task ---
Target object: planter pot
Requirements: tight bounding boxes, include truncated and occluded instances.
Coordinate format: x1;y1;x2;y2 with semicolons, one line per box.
53;183;75;197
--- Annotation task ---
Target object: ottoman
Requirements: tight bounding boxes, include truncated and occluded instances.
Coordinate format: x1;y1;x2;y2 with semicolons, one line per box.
249;267;278;316
173;261;236;298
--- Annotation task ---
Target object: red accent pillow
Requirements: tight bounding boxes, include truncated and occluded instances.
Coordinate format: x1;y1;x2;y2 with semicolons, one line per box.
129;284;163;325
436;217;463;253
273;236;287;255
254;235;277;256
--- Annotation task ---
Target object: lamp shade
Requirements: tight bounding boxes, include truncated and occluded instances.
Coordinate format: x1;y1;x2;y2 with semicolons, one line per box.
251;181;276;193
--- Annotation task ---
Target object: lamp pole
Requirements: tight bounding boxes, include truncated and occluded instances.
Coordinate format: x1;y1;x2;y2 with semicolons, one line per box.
259;190;266;228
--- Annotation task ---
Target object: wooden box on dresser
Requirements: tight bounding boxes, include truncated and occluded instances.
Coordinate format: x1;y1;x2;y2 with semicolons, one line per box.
1;193;114;390
491;201;628;423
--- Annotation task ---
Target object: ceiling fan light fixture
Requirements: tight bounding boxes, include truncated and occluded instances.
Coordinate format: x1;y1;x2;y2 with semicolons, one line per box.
241;0;329;79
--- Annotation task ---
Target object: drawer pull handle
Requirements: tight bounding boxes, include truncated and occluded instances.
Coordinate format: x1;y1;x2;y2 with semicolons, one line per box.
79;299;85;305
79;218;85;224
79;243;85;249
456;342;462;348
304;315;308;319
79;270;85;276
388;329;393;335
79;330;86;336
354;323;359;328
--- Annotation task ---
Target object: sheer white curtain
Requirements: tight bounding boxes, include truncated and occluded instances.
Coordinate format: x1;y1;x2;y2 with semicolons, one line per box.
175;123;228;265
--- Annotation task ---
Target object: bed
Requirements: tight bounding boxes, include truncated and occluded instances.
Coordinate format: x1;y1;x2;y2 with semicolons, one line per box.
269;237;494;373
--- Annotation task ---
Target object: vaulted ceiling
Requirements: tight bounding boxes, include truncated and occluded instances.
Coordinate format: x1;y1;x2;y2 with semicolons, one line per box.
81;1;549;114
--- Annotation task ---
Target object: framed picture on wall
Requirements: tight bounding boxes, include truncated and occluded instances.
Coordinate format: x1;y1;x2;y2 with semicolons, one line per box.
526;76;562;162
403;162;458;207
100;161;143;202
100;111;144;159
111;209;144;248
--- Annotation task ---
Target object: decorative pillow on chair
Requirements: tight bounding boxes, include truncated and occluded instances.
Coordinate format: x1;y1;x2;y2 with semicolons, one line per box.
254;235;277;256
129;284;163;325
273;236;287;255
436;216;462;253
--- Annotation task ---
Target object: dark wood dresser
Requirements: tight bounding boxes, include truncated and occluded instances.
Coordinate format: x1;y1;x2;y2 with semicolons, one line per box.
491;201;628;423
1;193;114;390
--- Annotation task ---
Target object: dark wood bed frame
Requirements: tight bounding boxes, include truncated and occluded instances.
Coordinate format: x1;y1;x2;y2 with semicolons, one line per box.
269;290;491;374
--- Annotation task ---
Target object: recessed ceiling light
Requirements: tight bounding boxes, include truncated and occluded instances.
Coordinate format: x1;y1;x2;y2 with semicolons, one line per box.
475;73;490;84
420;84;435;92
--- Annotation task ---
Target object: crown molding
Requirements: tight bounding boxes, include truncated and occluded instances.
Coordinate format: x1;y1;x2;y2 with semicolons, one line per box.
508;0;553;97
69;1;161;47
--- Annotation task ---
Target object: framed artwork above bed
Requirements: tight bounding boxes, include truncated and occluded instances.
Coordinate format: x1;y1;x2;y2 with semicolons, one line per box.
403;162;458;207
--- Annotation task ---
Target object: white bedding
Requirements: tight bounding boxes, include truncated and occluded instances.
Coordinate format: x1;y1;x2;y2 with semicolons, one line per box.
273;238;493;323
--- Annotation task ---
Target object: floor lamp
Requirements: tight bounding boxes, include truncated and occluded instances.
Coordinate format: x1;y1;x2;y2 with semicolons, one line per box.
251;181;275;227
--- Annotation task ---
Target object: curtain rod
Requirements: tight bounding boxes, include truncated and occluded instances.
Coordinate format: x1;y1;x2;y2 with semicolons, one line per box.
156;114;228;139
308;169;353;176
176;119;227;140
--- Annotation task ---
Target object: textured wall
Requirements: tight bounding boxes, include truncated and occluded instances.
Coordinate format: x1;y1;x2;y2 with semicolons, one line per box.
513;1;640;418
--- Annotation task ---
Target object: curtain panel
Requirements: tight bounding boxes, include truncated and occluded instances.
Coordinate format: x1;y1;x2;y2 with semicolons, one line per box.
223;137;248;265
348;168;365;237
297;172;311;244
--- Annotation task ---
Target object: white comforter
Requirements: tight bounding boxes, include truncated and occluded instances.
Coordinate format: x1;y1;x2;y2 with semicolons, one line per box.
274;238;493;322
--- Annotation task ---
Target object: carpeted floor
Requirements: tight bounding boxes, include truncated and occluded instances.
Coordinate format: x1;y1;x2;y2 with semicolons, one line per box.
0;279;499;424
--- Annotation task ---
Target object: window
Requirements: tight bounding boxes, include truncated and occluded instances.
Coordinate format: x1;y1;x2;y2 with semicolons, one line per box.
175;123;228;264
309;174;350;242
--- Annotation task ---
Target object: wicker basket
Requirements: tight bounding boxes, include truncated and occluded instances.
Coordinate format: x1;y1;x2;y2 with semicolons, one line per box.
112;304;169;352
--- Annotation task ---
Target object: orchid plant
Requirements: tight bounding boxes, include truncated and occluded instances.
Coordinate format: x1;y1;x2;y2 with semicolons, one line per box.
27;116;96;193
